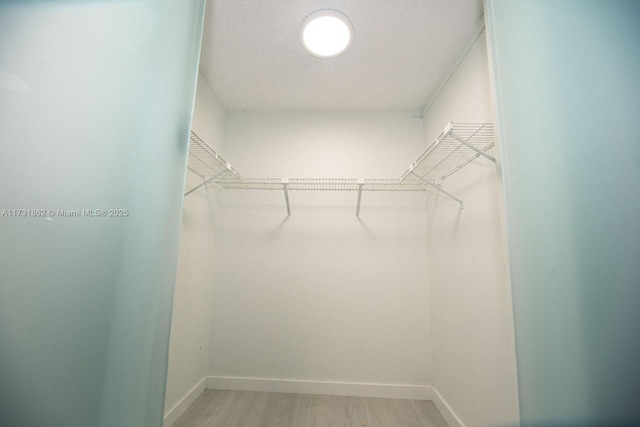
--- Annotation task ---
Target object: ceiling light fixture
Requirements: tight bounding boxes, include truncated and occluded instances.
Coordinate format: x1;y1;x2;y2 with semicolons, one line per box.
301;10;353;58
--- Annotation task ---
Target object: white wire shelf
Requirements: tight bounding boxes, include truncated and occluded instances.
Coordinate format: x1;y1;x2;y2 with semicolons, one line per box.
401;122;495;182
212;177;435;192
187;132;242;180
185;122;495;216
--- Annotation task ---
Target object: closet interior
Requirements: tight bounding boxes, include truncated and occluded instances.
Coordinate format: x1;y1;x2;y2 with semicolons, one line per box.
164;1;519;427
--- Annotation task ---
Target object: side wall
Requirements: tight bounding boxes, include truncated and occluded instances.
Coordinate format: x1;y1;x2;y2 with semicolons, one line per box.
423;32;520;427
164;74;226;423
0;2;205;426
487;1;640;425
208;110;432;390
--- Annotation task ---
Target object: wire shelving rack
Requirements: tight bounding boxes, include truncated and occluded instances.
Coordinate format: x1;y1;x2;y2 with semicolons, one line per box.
185;122;496;216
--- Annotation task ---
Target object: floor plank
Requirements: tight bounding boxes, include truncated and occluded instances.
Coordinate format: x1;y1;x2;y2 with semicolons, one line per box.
173;390;449;427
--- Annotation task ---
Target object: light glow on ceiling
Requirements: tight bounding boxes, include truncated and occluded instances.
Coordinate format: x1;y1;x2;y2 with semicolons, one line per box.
301;10;353;58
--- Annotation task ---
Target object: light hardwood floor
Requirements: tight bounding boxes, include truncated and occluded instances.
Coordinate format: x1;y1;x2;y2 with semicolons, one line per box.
173;390;449;427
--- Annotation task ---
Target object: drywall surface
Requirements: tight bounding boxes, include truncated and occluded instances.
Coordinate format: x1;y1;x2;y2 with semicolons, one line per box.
164;75;224;416
209;110;432;387
0;2;205;426
487;1;640;425
191;73;227;152
423;33;520;427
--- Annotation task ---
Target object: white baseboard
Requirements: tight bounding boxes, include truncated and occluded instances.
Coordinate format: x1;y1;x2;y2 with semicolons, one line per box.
163;377;207;427
430;387;466;427
206;376;433;401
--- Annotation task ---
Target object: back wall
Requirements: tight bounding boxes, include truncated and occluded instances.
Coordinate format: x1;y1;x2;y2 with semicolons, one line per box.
208;110;432;387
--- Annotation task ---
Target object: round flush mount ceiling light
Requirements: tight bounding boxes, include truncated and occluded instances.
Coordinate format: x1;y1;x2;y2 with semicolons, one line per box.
301;10;353;58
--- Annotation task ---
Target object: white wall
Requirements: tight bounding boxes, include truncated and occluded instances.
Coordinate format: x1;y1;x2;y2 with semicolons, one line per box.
164;74;226;420
209;110;432;387
423;32;520;427
190;73;227;153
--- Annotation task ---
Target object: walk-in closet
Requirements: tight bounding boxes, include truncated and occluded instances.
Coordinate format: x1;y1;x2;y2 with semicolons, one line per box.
2;1;639;427
164;1;517;426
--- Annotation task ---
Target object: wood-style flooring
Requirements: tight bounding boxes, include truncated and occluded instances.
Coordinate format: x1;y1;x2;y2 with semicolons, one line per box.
173;390;449;427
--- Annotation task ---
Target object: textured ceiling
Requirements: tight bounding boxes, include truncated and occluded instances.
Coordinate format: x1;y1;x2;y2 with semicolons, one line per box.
199;0;484;111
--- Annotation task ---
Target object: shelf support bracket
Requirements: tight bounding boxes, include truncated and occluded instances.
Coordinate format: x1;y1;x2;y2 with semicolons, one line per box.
184;170;227;197
411;171;464;208
282;180;291;217
355;181;364;218
449;132;496;163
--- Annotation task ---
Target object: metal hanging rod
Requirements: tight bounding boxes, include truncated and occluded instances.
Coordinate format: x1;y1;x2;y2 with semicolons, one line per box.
184;122;495;216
